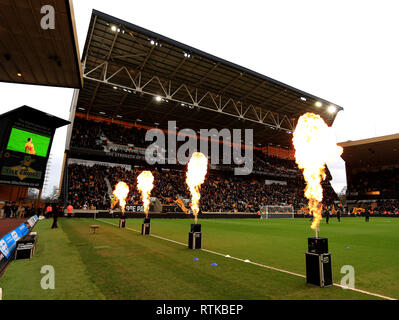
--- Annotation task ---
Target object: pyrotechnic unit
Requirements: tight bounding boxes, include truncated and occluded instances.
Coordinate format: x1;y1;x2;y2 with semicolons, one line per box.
137;171;155;235
186;152;208;249
112;181;130;228
293;112;343;287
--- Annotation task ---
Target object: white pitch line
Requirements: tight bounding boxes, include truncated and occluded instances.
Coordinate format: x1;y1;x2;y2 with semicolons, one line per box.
95;218;396;300
332;283;395;300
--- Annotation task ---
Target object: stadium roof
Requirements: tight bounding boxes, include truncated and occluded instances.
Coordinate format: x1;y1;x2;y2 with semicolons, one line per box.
339;134;399;169
77;9;343;146
0;105;70;129
0;0;82;88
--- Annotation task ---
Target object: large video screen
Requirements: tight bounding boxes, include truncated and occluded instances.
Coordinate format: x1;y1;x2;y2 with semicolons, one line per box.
6;127;51;158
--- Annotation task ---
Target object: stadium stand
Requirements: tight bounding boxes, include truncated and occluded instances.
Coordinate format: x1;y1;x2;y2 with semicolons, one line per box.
65;118;339;213
340;134;399;215
348;168;399;196
61;10;343;216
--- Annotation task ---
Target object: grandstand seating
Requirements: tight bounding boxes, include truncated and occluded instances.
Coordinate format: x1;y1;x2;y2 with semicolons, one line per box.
348;167;399;197
66;118;339;212
345;166;399;214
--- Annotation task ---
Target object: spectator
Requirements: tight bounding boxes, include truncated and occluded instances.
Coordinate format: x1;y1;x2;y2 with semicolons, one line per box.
67;203;74;218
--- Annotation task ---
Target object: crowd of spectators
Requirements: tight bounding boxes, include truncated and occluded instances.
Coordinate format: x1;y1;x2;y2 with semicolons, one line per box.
70;118;306;177
66;163;339;213
0;202;38;219
348;167;399;195
70;119;105;150
66;118;341;212
71;118;147;151
374;199;399;214
67;164;110;210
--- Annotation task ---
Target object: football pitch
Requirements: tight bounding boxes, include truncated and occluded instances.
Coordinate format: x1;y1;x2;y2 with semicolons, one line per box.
1;217;398;300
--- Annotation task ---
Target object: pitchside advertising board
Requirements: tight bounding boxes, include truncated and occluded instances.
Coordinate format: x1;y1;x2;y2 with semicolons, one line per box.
0;106;69;188
0;216;37;259
125;205;145;212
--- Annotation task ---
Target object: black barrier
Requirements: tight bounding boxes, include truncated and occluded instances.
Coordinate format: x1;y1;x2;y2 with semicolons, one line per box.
0;215;39;277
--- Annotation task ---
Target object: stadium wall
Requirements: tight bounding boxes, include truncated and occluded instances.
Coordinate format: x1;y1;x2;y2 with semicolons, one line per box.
0;185;28;202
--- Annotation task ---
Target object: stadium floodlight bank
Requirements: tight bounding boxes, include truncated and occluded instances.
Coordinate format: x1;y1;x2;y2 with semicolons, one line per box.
260;206;294;219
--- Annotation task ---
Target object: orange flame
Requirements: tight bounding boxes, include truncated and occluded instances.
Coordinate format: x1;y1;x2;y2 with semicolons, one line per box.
137;171;154;217
113;181;130;213
186;152;208;224
293;113;343;235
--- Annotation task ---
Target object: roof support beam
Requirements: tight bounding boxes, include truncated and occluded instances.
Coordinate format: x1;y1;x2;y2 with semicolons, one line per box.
195;63;220;87
83;60;295;131
218;72;243;95
86;29;119;116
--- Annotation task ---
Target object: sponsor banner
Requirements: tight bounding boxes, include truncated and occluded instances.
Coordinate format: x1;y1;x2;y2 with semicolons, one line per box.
265;179;287;186
0;216;38;259
26;215;39;229
125;205;144;212
108;152;145;160
68;158;132;170
0;151;46;187
0;229;19;259
15;223;29;238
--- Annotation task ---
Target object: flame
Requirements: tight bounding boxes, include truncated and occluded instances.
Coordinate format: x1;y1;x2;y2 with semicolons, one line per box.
113;181;130;213
293;113;343;235
137;171;155;217
186;152;208;224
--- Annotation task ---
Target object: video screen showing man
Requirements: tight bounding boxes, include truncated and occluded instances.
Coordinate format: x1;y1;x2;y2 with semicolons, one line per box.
25;137;36;155
6;127;50;157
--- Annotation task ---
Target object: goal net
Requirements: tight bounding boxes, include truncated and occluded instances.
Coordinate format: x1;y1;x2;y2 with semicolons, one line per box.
259;205;294;219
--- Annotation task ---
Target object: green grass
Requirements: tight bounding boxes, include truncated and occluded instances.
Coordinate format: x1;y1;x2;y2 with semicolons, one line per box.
1;217;398;300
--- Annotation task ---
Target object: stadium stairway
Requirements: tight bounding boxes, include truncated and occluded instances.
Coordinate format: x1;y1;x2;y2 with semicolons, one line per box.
104;177;113;196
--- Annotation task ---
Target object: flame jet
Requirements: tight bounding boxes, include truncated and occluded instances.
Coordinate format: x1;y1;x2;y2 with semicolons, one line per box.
186;152;208;224
293;113;343;236
137;171;155;218
113;181;130;213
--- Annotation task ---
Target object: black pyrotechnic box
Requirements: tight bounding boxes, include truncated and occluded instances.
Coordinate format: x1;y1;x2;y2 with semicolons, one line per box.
308;237;328;254
188;224;202;249
119;217;126;228
305;237;332;287
141;217;151;235
15;234;38;260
